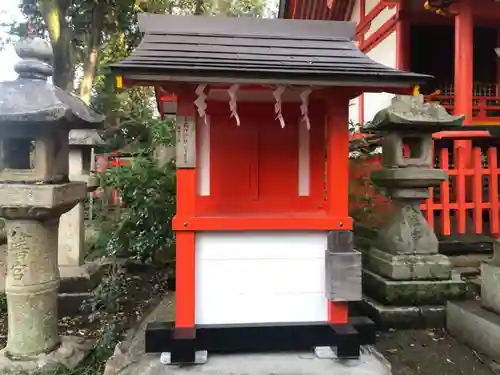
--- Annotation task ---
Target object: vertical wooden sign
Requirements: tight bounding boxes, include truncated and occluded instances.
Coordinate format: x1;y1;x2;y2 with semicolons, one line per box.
176;115;196;168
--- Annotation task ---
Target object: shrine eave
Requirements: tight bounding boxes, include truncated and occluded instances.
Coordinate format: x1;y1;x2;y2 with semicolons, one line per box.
110;14;431;89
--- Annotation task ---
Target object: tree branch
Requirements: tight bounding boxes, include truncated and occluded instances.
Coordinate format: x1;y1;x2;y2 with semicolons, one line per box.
79;0;105;104
38;0;73;90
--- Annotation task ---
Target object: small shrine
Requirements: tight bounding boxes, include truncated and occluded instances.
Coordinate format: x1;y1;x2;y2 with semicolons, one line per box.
111;14;428;365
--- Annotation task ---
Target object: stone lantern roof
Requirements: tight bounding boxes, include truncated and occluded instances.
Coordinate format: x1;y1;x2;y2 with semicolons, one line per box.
0;37;104;133
362;95;464;134
68;129;104;147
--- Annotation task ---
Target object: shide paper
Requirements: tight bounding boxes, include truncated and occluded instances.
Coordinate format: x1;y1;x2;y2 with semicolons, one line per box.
194;84;208;125
228;84;241;126
300;88;312;130
273;85;286;128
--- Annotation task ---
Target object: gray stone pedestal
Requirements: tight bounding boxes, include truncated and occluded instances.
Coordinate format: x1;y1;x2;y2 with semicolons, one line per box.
58;129;104;306
362;204;465;329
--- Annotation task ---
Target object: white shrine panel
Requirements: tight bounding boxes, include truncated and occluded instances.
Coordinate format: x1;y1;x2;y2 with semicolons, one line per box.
195;231;328;325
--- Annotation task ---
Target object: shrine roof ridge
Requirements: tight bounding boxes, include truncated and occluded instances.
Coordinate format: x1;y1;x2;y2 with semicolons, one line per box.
111;14;431;87
137;13;356;39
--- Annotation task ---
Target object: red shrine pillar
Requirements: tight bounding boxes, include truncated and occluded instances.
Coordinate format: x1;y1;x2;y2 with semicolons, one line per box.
326;92;350;324
175;88;197;329
453;0;474;233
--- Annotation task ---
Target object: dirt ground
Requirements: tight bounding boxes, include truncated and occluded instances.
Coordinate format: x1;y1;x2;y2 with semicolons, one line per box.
0;268;499;375
377;328;500;375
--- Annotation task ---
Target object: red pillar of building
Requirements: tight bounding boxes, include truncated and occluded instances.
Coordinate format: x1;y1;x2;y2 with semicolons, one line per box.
396;0;409;71
453;1;474;234
454;0;474;125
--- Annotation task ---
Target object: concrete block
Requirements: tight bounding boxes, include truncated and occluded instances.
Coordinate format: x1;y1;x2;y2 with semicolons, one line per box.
447;300;500;364
481;262;500;315
109;347;392;375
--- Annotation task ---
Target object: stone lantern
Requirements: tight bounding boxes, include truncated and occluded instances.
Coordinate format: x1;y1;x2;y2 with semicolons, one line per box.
0;37;104;372
360;95;466;328
58;129;103;269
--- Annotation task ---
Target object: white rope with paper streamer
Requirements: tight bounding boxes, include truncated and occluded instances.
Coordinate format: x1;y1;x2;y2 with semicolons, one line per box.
300;88;312;130
194;84;208;125
228;84;241;126
273;85;286;128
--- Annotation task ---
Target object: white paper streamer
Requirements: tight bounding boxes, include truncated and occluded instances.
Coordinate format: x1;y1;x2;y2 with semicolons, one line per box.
273;85;286;128
228;84;241;126
300;88;312;130
194;84;208;125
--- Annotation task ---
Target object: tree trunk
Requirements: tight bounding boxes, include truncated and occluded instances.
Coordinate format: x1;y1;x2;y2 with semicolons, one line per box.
79;0;106;104
215;0;232;14
38;0;73;91
194;0;204;14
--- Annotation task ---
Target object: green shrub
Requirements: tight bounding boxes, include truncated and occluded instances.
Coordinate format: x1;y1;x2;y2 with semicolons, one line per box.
100;154;176;264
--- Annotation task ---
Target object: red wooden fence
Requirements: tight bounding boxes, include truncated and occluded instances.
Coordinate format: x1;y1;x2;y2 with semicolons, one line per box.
94;153;131;205
349;131;500;237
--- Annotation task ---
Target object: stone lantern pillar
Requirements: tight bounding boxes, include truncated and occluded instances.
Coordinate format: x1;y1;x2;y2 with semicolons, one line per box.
0;37;103;372
360;95;466;328
58;129;103;269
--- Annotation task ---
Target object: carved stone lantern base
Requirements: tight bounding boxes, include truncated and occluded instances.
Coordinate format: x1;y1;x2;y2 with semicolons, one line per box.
0;182;93;368
0;336;93;374
361;200;466;328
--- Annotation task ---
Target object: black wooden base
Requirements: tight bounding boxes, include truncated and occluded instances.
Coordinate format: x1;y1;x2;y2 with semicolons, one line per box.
145;317;376;364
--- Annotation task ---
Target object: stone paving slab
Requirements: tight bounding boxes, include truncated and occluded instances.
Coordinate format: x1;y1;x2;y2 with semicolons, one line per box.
105;295;392;375
116;347;392;375
447;300;500;364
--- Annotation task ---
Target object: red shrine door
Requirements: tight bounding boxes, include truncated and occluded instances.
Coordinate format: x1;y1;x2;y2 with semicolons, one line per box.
196;102;325;216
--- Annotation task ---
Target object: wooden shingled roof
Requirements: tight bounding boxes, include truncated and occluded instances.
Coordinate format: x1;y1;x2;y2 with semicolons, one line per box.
111;14;430;87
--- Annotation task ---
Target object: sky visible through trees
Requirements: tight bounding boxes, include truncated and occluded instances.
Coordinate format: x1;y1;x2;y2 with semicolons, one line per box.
0;0;279;82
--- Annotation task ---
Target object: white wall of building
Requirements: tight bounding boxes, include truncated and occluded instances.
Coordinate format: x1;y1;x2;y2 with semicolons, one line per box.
346;0;398;126
349;97;360;125
364;31;397;122
364;0;378;14
195;231;328;324
348;0;362;125
350;0;361;23
364;6;396;39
